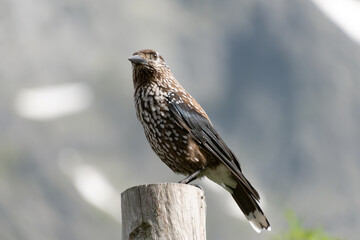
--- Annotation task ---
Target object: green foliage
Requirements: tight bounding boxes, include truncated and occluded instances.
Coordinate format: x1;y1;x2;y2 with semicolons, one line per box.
273;211;342;240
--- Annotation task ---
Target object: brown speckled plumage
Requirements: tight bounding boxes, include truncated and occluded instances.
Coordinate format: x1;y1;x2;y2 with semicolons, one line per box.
129;49;270;233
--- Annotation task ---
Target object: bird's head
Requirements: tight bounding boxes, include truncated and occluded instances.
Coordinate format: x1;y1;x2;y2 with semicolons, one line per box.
129;49;170;88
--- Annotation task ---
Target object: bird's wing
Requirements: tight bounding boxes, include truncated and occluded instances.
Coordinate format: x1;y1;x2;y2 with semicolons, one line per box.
167;92;260;200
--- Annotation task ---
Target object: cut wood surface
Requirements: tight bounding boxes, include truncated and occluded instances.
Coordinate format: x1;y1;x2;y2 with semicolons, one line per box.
121;183;206;240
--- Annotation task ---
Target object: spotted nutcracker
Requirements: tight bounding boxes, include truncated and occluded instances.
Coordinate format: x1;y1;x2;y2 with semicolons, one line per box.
129;49;270;232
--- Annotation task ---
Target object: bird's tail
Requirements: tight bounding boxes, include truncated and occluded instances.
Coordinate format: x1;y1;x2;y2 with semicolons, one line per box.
230;181;271;233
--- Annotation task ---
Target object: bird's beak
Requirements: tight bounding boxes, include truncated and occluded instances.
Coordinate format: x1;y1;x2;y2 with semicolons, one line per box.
128;55;148;65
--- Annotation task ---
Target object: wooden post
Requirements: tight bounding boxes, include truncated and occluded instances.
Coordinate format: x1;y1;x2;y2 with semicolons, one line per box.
121;183;206;240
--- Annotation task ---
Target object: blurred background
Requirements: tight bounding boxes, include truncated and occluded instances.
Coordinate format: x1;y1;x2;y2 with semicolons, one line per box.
1;0;360;239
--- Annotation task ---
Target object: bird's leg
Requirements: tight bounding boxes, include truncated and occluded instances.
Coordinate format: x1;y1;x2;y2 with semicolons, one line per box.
179;169;204;184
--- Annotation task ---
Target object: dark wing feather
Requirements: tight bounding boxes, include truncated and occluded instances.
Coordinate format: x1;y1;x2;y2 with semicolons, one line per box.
167;92;260;200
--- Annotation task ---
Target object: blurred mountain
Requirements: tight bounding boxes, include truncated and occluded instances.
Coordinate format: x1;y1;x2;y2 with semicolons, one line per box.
1;0;359;239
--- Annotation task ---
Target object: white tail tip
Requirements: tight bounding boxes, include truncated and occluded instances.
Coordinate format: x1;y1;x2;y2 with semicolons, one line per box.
247;210;271;233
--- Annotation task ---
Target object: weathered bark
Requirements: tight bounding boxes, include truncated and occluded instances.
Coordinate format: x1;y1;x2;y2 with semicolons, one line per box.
121;183;206;240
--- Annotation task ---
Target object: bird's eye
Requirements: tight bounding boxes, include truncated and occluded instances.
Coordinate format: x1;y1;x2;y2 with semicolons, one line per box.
153;52;158;59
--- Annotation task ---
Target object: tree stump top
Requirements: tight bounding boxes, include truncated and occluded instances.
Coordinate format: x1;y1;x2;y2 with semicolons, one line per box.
121;183;206;240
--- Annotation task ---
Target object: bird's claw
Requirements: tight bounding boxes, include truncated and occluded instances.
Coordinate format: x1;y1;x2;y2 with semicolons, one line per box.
190;184;203;190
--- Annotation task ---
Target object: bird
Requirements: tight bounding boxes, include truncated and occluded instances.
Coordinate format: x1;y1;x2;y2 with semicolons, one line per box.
128;49;270;233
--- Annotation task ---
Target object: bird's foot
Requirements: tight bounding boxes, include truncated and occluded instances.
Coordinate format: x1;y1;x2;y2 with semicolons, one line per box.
190;184;203;191
178;169;204;184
